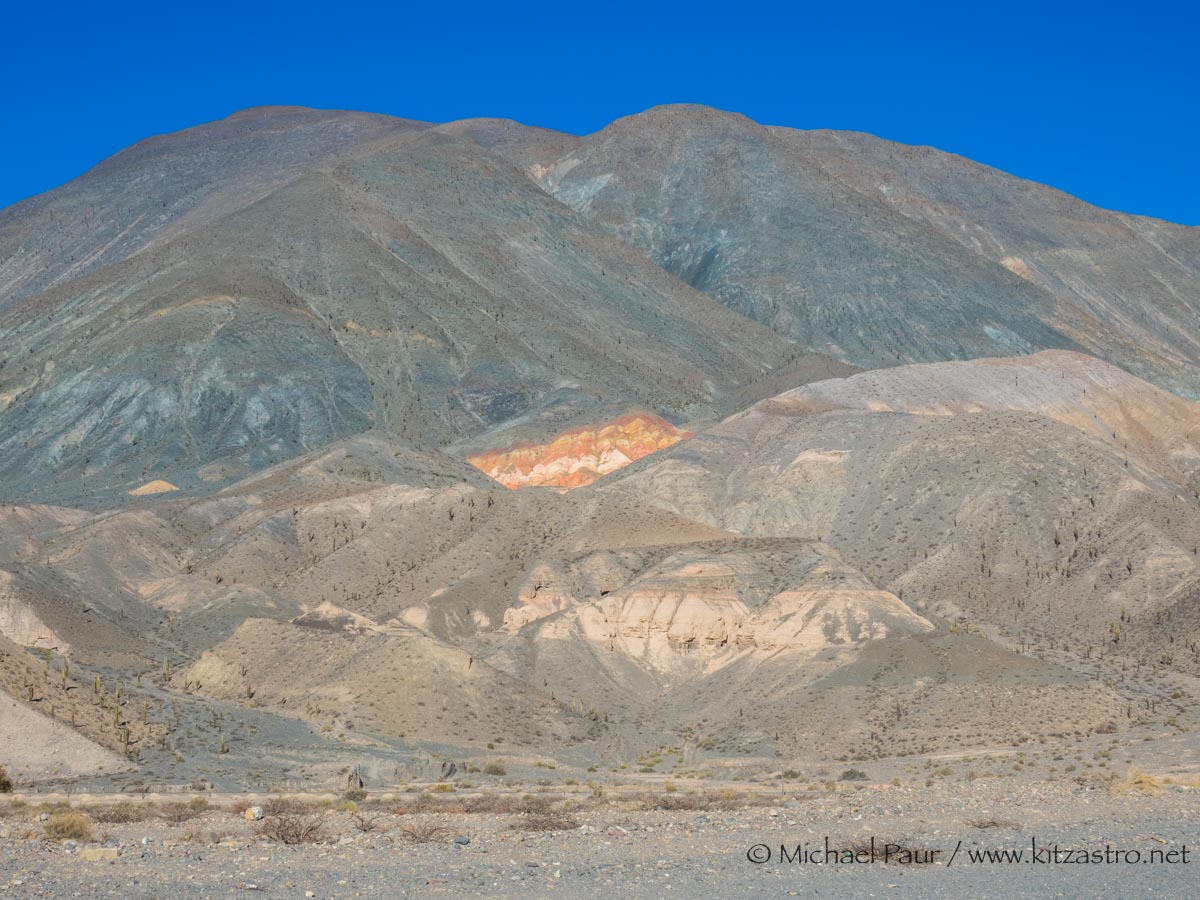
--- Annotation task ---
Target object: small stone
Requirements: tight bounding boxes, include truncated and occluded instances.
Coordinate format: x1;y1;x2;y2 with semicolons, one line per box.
82;846;120;862
454;836;471;845
62;840;78;852
244;806;264;821
606;827;628;838
305;893;315;898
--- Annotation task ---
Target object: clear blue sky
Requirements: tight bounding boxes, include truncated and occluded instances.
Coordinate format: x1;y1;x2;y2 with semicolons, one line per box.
3;1;1197;224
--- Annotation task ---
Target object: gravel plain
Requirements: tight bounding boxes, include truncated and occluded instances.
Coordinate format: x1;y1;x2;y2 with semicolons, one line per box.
2;779;1197;898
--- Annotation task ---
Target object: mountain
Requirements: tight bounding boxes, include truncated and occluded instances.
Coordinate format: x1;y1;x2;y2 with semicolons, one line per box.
537;104;1200;396
0;107;426;306
0;104;1198;788
0;111;829;506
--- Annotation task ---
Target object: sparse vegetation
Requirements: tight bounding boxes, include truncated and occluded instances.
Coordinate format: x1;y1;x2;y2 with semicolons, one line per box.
90;802;154;823
512;813;580;832
259;814;323;845
401;822;452;844
44;812;92;841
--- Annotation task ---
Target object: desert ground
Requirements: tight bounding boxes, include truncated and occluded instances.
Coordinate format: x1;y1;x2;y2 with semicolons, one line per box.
2;772;1198;898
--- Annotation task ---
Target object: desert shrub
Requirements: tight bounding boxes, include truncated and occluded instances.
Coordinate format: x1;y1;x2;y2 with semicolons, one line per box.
343;788;366;803
640;788;755;811
352;812;380;833
263;798;322;816
0;799;26;818
512;813;580;832
650;793;708;811
407;792;439;813
401;822;451;844
1112;768;1166;797
483;762;507;777
44;812;92;841
158;797;209;823
516;794;554;814
460;793;514;814
259;814;322;845
840;769;869;782
0;766;12;793
91;802;153;824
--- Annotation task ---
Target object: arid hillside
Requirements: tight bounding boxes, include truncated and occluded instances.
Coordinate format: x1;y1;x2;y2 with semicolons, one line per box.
1;106;1199;793
538;105;1200;396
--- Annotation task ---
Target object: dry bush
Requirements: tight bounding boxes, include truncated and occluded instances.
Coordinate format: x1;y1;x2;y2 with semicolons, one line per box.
90;802;154;824
408;792;439;813
259;814;323;845
264;797;323;816
44;812;92;841
461;791;576;815
647;793;709;811
158;797;209;824
1112;769;1166;797
352;812;381;833
512;813;580;832
515;794;556;814
460;793;516;814
0;766;12;793
401;821;451;844
638;788;753;812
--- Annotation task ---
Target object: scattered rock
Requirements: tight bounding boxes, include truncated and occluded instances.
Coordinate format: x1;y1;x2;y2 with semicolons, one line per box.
244;806;264;821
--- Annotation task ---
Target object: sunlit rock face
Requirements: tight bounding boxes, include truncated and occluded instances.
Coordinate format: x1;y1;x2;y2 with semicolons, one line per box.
467;412;691;489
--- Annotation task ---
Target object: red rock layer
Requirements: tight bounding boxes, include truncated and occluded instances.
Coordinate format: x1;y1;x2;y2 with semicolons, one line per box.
468;412;691;490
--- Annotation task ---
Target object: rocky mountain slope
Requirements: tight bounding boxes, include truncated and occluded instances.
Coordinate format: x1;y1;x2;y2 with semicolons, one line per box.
3;353;1191;768
600;351;1200;664
537;105;1200;396
1;104;1199;787
0;115;817;506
